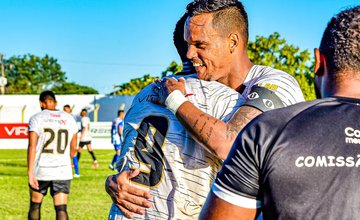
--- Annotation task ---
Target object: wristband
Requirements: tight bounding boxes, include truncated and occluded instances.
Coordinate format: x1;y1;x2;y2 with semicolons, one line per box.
165;90;188;114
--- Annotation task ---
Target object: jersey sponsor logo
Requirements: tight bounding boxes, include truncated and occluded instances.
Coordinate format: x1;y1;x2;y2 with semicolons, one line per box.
0;123;28;138
257;83;278;91
50;113;61;118
262;99;275;109
247;92;259;100
345;127;360;144
295;155;360;168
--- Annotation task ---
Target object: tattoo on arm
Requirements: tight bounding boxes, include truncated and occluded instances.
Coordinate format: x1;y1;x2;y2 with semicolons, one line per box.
226;106;262;140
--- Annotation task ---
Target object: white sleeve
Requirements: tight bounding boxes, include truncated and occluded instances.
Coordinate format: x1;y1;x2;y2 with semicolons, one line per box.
28;115;39;134
254;71;305;106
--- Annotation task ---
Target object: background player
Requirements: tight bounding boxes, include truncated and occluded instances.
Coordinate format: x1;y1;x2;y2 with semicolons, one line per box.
63;104;80;178
27;91;78;220
200;6;360;220
77;108;99;168
109;108;125;170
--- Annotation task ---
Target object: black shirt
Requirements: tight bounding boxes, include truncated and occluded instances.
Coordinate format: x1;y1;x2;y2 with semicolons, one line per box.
213;97;360;220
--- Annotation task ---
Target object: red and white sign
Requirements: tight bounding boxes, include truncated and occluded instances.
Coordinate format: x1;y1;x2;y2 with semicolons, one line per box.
0;123;28;139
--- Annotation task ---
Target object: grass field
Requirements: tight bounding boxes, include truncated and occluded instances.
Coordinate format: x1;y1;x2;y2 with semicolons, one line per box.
0;149;118;220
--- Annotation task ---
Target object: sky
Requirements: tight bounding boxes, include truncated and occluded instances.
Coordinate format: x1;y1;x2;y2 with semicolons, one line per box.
1;0;359;94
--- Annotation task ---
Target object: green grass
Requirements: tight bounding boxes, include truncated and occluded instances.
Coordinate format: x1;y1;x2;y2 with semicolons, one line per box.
0;149;118;220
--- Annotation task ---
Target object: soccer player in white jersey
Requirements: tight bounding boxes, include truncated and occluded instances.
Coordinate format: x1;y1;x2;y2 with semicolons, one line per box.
109;109;125;170
109;1;305;218
107;74;244;219
155;0;305;160
27;91;78;220
77;108;99;168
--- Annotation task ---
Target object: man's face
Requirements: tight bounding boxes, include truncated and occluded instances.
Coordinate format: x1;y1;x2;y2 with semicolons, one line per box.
185;14;232;82
63;107;71;113
81;110;87;117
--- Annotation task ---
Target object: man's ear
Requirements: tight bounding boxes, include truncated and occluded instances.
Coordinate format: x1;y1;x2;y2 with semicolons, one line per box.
314;48;326;76
228;33;239;53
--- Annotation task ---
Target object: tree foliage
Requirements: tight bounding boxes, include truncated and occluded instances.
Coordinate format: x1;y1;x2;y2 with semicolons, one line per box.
4;54;66;94
161;61;183;77
3;54;98;94
114;62;183;95
113;74;157;95
248;32;315;100
52;82;98;94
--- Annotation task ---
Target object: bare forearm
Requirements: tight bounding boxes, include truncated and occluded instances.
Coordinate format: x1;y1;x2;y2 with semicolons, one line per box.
176;103;261;160
70;134;77;158
27;132;38;176
176;102;231;160
27;146;35;175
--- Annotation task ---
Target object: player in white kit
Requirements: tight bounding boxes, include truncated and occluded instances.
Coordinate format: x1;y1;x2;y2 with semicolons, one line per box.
108;75;244;219
27;91;78;220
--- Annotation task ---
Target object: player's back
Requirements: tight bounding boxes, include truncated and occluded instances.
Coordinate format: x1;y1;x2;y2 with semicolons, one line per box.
29;110;78;181
111;75;244;220
218;97;360;220
80;116;92;141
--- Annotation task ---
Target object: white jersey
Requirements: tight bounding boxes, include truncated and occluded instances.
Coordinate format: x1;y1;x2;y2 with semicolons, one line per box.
80;116;92;142
242;65;305;106
109;76;244;220
28;110;78;181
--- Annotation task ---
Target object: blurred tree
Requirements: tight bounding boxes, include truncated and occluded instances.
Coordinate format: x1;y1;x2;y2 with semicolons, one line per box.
113;74;156;95
5;54;66;94
3;54;98;94
248;32;315;100
114;61;183;95
161;61;182;77
52;82;98;94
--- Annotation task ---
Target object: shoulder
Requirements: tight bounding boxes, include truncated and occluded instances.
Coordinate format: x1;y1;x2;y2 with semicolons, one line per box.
251;98;335;129
249;65;297;84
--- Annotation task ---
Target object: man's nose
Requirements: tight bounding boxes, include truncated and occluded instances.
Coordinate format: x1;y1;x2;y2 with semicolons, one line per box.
187;45;197;60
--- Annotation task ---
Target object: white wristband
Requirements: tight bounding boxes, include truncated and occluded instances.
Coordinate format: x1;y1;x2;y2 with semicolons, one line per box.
165;90;188;114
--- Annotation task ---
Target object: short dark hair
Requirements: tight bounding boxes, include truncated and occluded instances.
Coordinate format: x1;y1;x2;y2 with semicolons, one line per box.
81;108;87;113
319;6;360;80
173;12;196;75
64;104;70;109
186;0;248;43
39;90;56;102
174;12;190;62
118;110;124;116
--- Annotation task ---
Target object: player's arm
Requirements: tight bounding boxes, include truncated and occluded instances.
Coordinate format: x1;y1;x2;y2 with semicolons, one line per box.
118;121;124;142
27;131;39;190
155;77;290;160
105;169;152;218
157;77;262;159
70;133;77;158
177;102;261;160
200;117;264;220
199;191;258;220
80;120;86;139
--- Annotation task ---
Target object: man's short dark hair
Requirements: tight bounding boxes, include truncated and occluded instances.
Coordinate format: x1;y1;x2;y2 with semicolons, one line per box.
64;104;70;109
39;90;56;102
81;108;87;113
186;0;249;43
319;6;360;80
118;110;124;116
173;12;196;75
174;12;190;62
